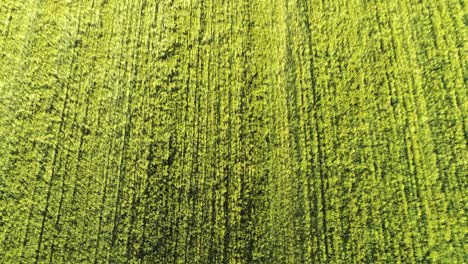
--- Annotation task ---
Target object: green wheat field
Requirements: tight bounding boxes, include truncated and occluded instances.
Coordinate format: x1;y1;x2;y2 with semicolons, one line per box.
0;0;466;263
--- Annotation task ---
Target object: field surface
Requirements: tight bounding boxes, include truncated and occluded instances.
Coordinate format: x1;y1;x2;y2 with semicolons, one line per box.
0;0;466;263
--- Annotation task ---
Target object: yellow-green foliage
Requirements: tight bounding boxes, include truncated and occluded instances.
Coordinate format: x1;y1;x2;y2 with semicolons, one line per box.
0;0;466;263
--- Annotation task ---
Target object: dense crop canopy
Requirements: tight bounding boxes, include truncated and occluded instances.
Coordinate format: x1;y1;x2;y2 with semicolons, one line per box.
0;0;466;263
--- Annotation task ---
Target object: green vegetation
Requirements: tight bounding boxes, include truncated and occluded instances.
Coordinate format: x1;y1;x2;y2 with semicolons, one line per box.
0;0;466;263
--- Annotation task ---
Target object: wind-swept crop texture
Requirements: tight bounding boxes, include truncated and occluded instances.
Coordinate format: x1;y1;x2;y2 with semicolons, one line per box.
0;0;466;263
